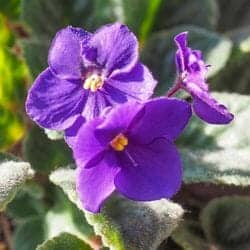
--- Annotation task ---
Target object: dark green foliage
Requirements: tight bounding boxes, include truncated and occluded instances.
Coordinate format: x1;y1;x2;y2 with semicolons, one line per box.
37;233;92;250
7;182;45;219
23;125;73;173
201;196;250;250
217;0;250;31
154;0;219;31
13;216;46;250
172;221;210;250
211;49;250;94
0;0;21;20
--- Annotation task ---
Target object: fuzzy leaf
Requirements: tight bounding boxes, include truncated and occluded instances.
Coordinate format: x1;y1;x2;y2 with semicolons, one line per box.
44;190;94;242
142;26;232;95
179;92;250;185
0;160;34;211
44;129;64;141
172;220;210;250
201;196;250;250
12;189;94;250
13;216;45;250
23;125;73;173
37;233;92;250
182;148;250;186
7;182;45;220
50;168;184;250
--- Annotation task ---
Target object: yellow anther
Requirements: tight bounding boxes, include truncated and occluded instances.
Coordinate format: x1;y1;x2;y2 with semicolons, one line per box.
83;74;104;92
110;133;128;151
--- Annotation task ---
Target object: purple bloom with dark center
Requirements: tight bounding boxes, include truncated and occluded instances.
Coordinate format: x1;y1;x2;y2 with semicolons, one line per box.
72;98;191;213
169;32;233;124
25;23;157;132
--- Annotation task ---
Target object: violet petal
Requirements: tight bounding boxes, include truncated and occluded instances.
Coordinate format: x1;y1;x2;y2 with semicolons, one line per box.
193;93;234;124
129;98;192;143
77;151;120;213
85;23;138;76
105;63;157;103
115;138;182;201
25;68;85;130
48;26;90;80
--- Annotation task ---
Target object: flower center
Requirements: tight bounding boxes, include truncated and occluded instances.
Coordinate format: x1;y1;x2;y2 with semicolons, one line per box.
110;133;128;151
83;74;104;92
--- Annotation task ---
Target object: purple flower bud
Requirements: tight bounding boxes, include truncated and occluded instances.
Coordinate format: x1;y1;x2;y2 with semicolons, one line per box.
173;32;234;124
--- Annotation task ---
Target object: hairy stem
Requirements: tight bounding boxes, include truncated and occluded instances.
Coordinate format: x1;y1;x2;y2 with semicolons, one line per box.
166;82;181;97
0;213;13;250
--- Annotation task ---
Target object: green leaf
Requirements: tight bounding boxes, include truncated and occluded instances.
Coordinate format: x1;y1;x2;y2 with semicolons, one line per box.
37;233;92;250
179;92;250;186
154;0;219;31
229;26;250;53
23;125;73;173
0;15;28;150
22;38;49;78
0;0;21;20
0;105;25;151
0;15;28;105
50;168;184;250
12;188;94;250
211;28;250;94
86;0;162;41
13;216;46;250
87;0;121;29
45;190;94;242
7;182;46;220
182;147;250;186
0;152;18;161
0;160;34;211
122;0;162;42
172;220;210;250
217;0;250;31
201;196;250;250
0;14;15;46
142;26;232;96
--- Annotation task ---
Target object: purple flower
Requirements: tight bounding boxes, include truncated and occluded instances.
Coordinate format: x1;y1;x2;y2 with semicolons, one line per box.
171;32;233;124
72;98;191;213
26;23;157;132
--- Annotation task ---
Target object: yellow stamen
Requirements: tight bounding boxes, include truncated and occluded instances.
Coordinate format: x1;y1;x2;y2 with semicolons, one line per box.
83;74;104;92
110;133;128;151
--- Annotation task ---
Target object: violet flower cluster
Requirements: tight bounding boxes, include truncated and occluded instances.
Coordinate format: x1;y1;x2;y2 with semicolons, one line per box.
26;23;233;213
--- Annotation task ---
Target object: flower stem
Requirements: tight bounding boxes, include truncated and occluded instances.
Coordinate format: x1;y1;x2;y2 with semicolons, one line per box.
166;82;181;97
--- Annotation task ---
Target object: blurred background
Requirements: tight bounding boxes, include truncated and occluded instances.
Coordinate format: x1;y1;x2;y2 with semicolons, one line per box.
0;0;249;249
